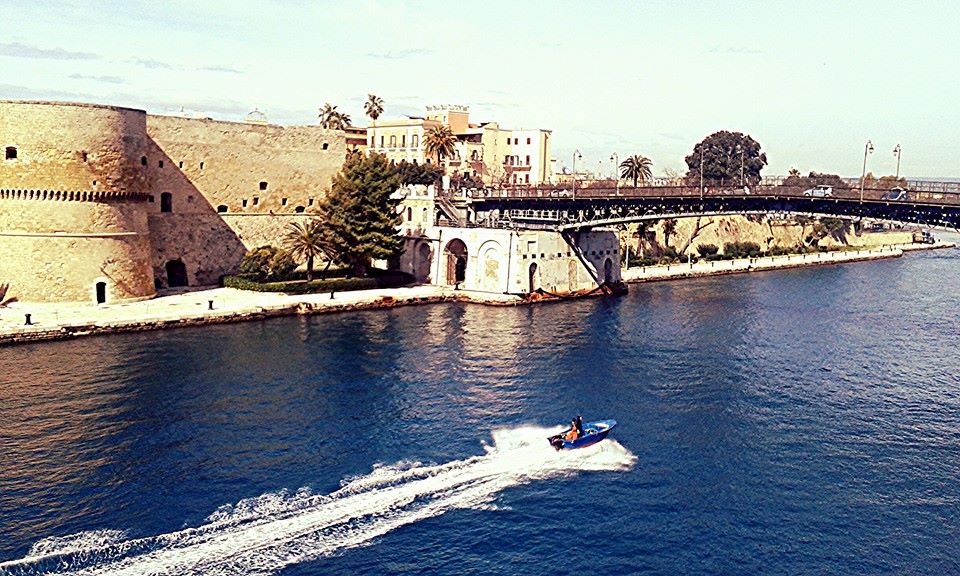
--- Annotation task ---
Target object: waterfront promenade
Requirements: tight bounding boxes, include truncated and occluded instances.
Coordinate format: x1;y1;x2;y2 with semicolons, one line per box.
0;242;951;346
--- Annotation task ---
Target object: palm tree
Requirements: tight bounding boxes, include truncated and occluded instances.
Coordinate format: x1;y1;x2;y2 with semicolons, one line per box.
283;219;328;281
424;125;456;164
619;154;653;187
319;103;351;130
364;94;384;121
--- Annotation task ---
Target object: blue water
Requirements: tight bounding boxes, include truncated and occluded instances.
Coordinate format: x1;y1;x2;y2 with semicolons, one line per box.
1;247;959;575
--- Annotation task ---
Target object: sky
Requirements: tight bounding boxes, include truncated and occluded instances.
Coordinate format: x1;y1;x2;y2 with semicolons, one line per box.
2;0;959;178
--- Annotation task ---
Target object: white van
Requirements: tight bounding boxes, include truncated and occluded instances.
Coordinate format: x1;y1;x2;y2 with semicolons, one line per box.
803;185;833;198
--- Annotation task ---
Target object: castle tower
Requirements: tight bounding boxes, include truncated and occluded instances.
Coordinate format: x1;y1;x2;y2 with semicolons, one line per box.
0;101;156;303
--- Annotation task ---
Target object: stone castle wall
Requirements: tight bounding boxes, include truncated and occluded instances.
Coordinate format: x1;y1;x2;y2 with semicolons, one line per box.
0;101;156;303
0;100;344;300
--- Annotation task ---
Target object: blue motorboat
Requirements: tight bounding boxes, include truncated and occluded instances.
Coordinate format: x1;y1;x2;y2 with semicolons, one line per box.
548;419;617;450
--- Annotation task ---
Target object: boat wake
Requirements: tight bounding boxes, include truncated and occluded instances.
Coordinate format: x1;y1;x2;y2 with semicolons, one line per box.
0;426;636;576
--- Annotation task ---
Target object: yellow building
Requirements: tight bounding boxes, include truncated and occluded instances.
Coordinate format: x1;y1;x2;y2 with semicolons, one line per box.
366;105;553;187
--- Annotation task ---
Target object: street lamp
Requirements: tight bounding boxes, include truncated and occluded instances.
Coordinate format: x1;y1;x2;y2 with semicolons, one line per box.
859;139;874;202
610;152;619;194
893;144;902;180
572;149;582;199
699;145;705;200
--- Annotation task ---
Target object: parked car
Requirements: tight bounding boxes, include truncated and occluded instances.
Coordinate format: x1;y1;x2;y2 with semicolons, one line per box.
803;185;833;197
913;230;935;244
881;187;909;201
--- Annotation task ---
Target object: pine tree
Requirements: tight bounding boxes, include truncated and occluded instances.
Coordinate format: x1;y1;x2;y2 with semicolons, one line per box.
316;153;403;276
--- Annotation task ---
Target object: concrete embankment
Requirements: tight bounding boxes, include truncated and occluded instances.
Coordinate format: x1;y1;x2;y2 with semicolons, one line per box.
621;242;954;284
0;242;953;347
0;285;523;346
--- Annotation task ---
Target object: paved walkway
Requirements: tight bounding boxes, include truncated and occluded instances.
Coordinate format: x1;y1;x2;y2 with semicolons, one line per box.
0;284;521;345
1;242;952;345
621;242;953;283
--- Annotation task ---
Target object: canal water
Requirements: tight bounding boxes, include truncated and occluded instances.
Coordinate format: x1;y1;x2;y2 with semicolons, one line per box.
1;245;958;575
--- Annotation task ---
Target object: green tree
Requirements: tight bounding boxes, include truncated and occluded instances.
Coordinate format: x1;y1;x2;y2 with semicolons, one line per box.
319;102;351;129
364;94;384;121
662;218;677;249
239;246;297;281
685;131;767;185
316;153;403;276
424;125;456;164
619;154;653;187
396;160;443;186
283;219;331;281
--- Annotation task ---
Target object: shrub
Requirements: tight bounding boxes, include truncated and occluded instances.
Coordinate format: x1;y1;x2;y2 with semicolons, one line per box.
723;241;762;258
239;246;297;282
224;270;415;294
696;243;719;257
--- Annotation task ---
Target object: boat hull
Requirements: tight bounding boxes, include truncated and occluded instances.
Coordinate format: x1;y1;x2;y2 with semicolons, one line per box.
548;419;617;450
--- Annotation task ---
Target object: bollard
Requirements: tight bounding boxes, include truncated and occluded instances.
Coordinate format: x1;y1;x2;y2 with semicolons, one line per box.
24;313;32;326
330;290;335;299
208;300;214;310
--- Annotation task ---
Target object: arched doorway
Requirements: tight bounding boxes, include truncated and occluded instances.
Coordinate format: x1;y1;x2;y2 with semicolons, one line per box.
166;259;188;287
444;239;467;286
95;281;107;304
416;242;433;282
603;258;614;285
528;262;538;293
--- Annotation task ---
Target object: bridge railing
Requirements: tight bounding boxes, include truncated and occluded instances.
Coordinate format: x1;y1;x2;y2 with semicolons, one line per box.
463;184;960;206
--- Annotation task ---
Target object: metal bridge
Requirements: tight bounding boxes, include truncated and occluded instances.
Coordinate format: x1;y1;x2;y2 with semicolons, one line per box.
453;184;960;231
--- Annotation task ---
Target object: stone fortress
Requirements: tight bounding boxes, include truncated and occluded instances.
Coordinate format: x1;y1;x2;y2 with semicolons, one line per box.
0;100;345;303
1;99;620;305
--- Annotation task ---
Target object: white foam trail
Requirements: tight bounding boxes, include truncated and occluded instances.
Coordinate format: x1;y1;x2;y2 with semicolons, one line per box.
0;426;635;576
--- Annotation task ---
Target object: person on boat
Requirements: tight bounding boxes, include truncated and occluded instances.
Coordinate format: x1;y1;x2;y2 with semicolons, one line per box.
564;418;580;441
575;415;584;436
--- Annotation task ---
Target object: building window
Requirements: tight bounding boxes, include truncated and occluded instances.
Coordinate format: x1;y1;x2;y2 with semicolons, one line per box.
281;198;288;206
380;135;385;148
158;160;164;168
5;146;17;160
406;207;412;221
412;135;419;148
527;137;531;144
390;135;397;148
525;174;530;183
148;195;155;203
242;199;248;208
81;151;88;162
200;161;204;170
526;155;530;165
322;143;329;150
402;134;406;148
179;161;183;168
308;198;314;206
260;181;268;191
217;205;228;213
140;156;147;166
253;197;259;206
295;206;305;213
160;192;173;213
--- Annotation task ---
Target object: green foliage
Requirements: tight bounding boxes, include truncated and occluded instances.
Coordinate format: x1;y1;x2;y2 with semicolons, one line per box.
424;125;456;164
239;246;297;282
316;152;403;276
396;160;443;186
224;270;414;294
696;243;719;257
783;171;850;190
723;241;762;258
685;131;767;185
319;102;351;129
619;154;653;187
283;219;330;281
364;94;384;121
450;171;485;189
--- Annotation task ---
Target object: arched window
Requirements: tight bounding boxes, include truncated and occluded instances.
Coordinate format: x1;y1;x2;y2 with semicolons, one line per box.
294;206;305;213
390;135;397;148
160;192;173;213
406;206;412;221
402;134;406;148
5;147;17;160
217;205;228;213
412;134;419;148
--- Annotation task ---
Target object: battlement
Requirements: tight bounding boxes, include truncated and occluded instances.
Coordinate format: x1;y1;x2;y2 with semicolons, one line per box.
0;188;151;203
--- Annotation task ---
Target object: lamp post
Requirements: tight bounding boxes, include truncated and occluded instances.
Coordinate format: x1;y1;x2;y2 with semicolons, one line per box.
610;152;619;195
893;144;902;180
859;140;874;202
572;149;582;199
699;145;705;200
